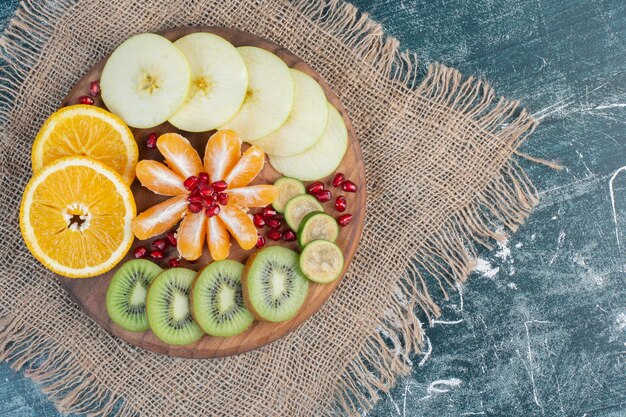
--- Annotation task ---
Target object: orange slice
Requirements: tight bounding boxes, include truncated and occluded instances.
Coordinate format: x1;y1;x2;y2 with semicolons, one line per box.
218;204;257;250
228;185;277;207
136;160;187;196
177;211;207;261
156;133;203;179
207;216;231;260
224;145;265;189
131;195;188;240
31;105;138;184
204;130;242;182
20;156;135;278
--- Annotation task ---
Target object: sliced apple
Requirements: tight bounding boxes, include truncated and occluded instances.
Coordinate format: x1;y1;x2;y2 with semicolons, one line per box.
252;69;328;156
101;33;191;129
168;33;248;132
269;103;348;181
220;46;294;141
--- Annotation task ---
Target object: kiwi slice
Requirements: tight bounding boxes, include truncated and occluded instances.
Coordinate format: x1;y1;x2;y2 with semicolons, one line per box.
242;246;309;322
272;177;306;213
191;260;254;337
146;267;204;345
106;259;163;332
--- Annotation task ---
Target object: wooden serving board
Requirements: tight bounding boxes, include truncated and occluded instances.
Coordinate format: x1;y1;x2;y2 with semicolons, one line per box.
57;26;366;358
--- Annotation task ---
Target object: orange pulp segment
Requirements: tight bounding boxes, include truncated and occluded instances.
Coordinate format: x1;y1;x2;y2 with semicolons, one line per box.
136;160;187;196
207;216;231;260
177;211;207;261
224;145;265;189
156;133;203;179
218;203;257;250
131;195;188;240
203;130;242;182
228;185;277;207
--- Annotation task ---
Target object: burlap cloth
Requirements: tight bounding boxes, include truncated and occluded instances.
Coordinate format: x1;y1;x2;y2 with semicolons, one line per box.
0;0;541;416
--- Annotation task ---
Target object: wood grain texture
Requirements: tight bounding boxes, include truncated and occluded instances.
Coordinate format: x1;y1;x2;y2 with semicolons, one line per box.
57;26;366;358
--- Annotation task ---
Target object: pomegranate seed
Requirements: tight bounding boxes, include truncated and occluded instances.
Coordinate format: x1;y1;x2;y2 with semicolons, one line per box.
183;176;199;191
266;218;281;229
256;235;266;249
335;195;347;212
253;213;266;228
212;180;228;192
315;190;332;202
332;173;346;188
267;229;282;241
165;232;177;247
78;95;94;105
261;206;277;219
188;191;203;204
146;132;157;148
342;180;357;193
217;192;229;206
152;238;167;250
205;203;221;218
283;230;296;242
200;186;214;197
307;181;324;195
133;246;148;259
150;249;164;259
188;202;203;213
89;80;101;97
204;194;218;206
168;258;181;268
337;214;353;227
198;172;210;185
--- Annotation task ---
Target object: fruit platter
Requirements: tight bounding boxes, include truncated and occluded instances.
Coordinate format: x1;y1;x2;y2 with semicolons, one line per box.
19;27;365;358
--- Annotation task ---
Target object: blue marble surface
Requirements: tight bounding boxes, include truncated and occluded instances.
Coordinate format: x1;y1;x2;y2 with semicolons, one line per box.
2;0;625;416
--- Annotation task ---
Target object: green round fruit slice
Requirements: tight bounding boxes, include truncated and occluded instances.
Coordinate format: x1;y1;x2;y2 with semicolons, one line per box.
106;259;163;332
299;240;344;284
146;267;204;345
297;211;339;247
191;260;254;337
284;194;323;231
242;246;309;322
272;177;305;213
100;33;191;129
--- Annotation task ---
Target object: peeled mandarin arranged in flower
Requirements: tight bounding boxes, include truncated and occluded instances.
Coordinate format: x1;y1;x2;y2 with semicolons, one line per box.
132;130;277;261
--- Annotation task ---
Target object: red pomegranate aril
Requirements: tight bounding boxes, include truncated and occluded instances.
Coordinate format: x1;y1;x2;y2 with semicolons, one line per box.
315;190;332;202
217;192;229;206
89;80;101;97
188;202;203;213
332;173;346;188
78;95;94;105
253;213;266;228
146;132;157;149
150;249;164;260
168;258;181;268
133;246;148;259
165;232;177;247
337;214;353;227
183;175;199;191
152;238;167;251
188;193;203;205
198;172;210;185
212;180;228;192
205;203;221;218
283;230;296;242
335;195;347;212
199;186;214;197
266;218;281;229
342;180;357;193
256;235;266;249
267;229;282;241
307;181;324;195
261;206;277;219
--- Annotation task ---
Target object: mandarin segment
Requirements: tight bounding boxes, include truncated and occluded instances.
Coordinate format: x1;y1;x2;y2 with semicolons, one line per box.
224;145;265;189
228;185;277;207
131;195;188;240
177;210;207;261
156;133;203;179
203;130;242;182
136;160;188;196
207;216;231;260
218;203;257;250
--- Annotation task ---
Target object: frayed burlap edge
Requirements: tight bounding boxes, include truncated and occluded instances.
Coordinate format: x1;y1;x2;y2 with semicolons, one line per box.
0;1;541;416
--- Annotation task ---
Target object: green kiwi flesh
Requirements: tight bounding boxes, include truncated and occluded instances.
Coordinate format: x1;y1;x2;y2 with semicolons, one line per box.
146;267;204;345
243;246;309;322
106;259;163;332
191;260;254;337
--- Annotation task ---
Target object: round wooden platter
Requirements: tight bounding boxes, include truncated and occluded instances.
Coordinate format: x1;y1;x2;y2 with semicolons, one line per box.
57;26;366;358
